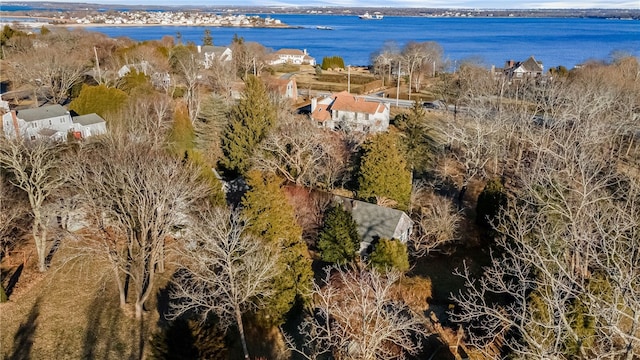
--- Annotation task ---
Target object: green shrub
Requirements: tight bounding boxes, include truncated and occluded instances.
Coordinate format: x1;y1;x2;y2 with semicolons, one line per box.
321;56;345;70
369;238;410;273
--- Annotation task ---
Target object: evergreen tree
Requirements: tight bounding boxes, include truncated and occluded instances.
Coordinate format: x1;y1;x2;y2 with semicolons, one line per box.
117;69;153;95
395;101;438;174
241;171;313;326
168;103;196;156
202;29;214;46
317;204;361;264
220;76;276;175
68;84;128;118
357;132;412;211
169;103;226;206
369;238;410;273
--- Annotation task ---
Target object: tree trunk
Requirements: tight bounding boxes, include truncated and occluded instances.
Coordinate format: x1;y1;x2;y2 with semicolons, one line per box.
135;300;144;320
114;266;126;307
33;212;47;272
235;307;250;359
157;240;165;273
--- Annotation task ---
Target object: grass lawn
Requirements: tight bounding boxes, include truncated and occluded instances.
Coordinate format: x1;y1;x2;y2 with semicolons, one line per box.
0;241;162;359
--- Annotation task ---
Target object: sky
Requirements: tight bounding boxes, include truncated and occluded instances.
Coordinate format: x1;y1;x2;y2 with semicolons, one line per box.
9;0;640;9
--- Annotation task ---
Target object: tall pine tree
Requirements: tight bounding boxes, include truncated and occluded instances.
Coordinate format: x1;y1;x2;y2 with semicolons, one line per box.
357;132;412;211
221;76;276;176
317;204;361;264
241;171;313;326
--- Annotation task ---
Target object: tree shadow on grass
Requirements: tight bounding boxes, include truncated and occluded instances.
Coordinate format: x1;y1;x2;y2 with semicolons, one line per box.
6;297;40;360
81;289;142;360
4;264;24;299
150;279;226;360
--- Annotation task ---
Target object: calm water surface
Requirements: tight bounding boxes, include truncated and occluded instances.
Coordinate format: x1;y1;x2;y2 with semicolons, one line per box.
73;14;639;68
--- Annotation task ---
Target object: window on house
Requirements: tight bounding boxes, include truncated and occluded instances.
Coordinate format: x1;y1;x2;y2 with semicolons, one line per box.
49;119;52;125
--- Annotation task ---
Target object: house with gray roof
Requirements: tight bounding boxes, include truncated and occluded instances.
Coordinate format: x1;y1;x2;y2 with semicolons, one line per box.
333;196;413;255
494;56;544;82
1;104;106;141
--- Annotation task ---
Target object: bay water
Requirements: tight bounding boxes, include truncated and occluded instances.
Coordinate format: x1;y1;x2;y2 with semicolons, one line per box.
49;14;640;69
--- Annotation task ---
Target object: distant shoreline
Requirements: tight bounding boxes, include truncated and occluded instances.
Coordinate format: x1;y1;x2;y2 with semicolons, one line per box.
0;15;297;29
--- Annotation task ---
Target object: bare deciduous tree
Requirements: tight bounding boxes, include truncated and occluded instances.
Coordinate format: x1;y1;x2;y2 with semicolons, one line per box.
170;207;281;360
371;41;400;87
255;113;347;188
0;172;27;257
409;182;461;257
401;41;443;98
451;96;640;359
8;43;89;105
173;50;203;122
0;138;65;272
113;93;174;145
68;134;208;319
441;111;501;207
286;266;427;360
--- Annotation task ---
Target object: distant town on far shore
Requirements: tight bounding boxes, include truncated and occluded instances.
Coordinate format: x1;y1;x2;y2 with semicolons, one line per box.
1;1;639;20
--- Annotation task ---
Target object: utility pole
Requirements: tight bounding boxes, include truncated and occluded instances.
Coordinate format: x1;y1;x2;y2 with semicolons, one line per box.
396;61;400;107
94;46;102;84
347;65;351;93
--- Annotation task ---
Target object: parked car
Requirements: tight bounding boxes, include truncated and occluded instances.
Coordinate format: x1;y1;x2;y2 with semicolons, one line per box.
423;100;444;109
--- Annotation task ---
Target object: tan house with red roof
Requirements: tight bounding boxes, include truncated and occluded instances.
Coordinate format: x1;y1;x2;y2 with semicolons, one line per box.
310;91;390;133
266;48;316;66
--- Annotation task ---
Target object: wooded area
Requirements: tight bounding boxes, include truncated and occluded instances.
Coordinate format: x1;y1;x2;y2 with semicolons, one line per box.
0;24;639;359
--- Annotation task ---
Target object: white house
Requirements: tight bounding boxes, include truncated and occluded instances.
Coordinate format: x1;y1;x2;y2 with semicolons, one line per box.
198;45;233;69
310;91;390;133
1;105;106;141
266;48;316;66
117;61;150;78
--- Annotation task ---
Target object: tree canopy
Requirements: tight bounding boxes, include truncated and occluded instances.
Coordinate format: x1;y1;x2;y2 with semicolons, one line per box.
241;171;313;326
369;238;410;273
68;84;128;118
220;75;276;175
357;132;412;211
317;204;361;264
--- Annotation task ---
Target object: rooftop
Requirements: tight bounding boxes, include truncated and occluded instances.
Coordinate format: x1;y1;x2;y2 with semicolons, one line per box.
17;105;69;122
73;114;106;126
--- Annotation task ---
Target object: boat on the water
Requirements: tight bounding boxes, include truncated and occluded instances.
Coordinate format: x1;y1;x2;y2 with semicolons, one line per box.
316;25;334;30
359;12;383;20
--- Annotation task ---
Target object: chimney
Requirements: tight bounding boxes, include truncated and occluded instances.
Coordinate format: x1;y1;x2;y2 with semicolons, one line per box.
11;110;20;138
303;49;307;55
311;97;317;113
197;45;202;53
505;60;514;68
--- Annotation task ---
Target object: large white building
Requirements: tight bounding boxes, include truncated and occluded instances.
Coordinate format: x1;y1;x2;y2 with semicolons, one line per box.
310;91;390;133
1;104;107;141
266;48;316;66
